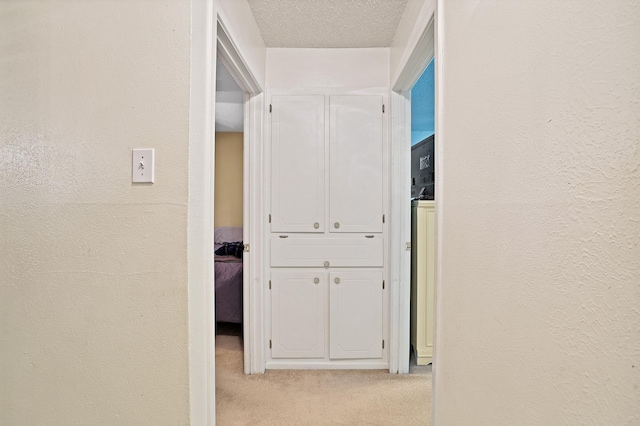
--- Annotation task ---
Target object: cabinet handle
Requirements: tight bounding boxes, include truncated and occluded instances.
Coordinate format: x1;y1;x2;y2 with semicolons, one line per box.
324;261;329;268
334;277;340;284
313;222;319;229
279;235;289;238
365;235;374;238
313;277;319;284
334;222;340;229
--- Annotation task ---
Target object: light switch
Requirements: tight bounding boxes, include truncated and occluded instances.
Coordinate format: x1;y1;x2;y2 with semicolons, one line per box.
132;149;154;183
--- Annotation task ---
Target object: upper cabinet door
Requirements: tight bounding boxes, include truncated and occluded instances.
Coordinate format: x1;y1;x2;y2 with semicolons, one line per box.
271;95;325;233
329;95;384;233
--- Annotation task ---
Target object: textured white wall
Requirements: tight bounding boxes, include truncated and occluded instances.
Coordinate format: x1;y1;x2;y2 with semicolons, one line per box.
266;48;390;88
0;1;191;424
434;1;640;424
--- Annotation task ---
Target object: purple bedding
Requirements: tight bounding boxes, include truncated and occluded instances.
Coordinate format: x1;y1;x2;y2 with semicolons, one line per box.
215;244;243;324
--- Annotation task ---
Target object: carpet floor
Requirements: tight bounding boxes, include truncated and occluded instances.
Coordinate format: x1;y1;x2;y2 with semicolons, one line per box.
215;334;431;425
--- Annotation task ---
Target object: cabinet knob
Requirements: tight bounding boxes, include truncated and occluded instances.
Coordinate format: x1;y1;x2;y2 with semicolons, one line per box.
313;277;319;284
334;222;340;229
324;261;329;268
334;277;340;284
313;222;319;229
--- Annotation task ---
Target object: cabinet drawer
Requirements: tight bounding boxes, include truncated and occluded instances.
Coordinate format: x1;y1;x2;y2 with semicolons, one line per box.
271;238;383;268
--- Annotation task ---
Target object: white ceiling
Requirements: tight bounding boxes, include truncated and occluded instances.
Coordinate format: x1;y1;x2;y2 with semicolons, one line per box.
215;59;244;132
247;0;409;48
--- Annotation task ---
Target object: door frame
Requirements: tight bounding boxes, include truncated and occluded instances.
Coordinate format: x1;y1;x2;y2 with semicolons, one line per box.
188;1;265;424
188;0;216;424
217;16;265;374
390;1;436;374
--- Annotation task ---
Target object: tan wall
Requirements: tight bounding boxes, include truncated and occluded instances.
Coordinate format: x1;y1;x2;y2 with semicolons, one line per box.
0;1;191;424
214;132;244;228
435;1;640;424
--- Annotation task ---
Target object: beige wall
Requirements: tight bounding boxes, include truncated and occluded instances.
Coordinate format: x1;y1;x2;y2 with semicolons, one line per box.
0;1;191;424
266;48;390;88
434;1;640;424
215;132;244;227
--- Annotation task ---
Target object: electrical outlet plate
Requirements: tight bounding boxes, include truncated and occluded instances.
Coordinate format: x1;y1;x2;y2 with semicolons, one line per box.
132;149;154;183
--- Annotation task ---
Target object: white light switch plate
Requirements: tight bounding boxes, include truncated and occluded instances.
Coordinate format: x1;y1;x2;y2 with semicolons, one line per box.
132;149;154;183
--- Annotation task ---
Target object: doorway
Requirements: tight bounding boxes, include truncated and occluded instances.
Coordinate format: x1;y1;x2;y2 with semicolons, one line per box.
215;17;266;374
408;58;436;373
213;58;245;346
188;2;438;422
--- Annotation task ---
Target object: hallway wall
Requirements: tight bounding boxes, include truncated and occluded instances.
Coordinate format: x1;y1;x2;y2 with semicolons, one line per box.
0;1;191;424
435;1;640;424
266;48;390;89
215;132;244;227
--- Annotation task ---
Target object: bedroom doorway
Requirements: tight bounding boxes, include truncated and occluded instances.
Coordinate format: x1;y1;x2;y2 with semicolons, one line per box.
214;45;268;377
214;58;245;345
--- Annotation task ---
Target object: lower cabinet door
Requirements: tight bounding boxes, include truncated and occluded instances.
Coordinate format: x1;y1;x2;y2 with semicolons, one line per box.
271;270;326;359
329;270;383;359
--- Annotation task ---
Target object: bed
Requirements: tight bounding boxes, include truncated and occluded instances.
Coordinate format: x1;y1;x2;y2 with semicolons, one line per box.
214;227;243;325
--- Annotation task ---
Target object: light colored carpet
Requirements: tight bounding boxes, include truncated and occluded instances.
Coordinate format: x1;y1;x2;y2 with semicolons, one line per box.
215;335;431;425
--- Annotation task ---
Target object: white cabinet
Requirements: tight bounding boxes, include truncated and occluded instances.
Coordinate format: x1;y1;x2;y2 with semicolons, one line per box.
270;95;325;233
270;237;383;268
269;269;383;362
270;94;383;234
411;200;436;365
271;270;325;359
329;95;384;233
267;92;388;369
329;270;383;359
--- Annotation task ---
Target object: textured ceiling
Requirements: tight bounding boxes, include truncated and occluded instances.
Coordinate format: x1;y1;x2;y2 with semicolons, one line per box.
247;0;409;48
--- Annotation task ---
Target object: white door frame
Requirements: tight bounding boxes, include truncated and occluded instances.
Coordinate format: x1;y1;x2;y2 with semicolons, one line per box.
217;16;265;374
390;2;436;374
188;0;217;423
188;1;265;424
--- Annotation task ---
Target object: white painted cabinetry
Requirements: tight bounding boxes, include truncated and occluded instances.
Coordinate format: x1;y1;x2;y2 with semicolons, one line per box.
270;268;384;362
270;237;383;268
270;95;325;233
271;270;325;359
270;94;383;234
268;92;388;369
329;95;384;233
329;270;383;359
411;200;435;365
